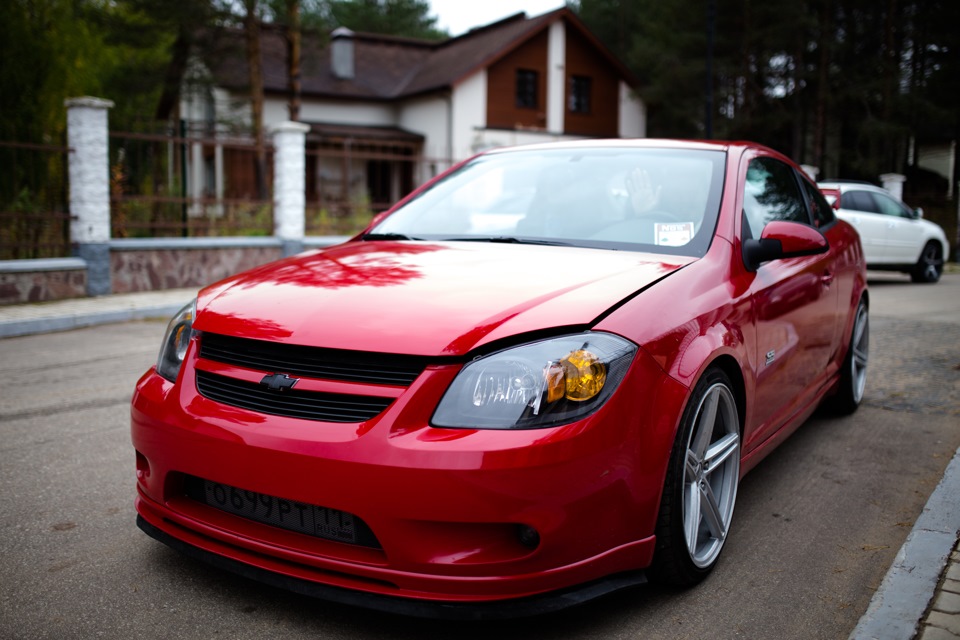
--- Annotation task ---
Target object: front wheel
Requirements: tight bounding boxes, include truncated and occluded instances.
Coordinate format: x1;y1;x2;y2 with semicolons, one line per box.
910;241;943;283
650;368;741;586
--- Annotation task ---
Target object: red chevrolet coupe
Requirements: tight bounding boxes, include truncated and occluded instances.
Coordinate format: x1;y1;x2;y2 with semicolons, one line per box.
132;140;868;617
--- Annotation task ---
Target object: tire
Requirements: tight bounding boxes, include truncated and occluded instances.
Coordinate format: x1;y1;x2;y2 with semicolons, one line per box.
826;298;869;415
650;368;741;587
910;241;943;283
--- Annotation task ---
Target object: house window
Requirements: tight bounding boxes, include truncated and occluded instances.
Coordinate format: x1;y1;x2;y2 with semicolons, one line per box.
516;69;538;109
569;75;592;114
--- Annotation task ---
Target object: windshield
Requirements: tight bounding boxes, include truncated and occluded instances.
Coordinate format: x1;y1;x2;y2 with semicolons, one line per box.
370;147;727;256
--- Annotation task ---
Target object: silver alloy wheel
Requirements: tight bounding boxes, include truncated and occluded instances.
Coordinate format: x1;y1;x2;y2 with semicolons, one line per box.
682;382;740;569
849;303;869;404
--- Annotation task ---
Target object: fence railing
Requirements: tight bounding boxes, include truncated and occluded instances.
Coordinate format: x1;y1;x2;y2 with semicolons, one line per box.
0;140;72;260
3;125;456;256
109;130;275;238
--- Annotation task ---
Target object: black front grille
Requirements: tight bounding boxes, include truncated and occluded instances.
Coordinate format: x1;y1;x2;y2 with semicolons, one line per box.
196;370;393;422
184;476;381;548
199;333;430;386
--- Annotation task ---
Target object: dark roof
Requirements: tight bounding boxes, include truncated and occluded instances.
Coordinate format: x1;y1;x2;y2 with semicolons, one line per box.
200;8;637;102
304;122;424;144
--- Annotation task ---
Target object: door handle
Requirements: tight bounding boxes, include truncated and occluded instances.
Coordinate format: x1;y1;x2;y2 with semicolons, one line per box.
821;271;835;287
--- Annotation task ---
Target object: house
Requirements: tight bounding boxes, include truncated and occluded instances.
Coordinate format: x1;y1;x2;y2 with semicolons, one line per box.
173;7;646;215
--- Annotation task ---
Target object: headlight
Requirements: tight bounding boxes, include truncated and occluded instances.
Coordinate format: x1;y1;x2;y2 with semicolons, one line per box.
432;333;637;430
156;299;198;383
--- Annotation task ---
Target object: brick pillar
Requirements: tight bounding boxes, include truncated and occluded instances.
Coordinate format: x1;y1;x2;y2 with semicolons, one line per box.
66;97;114;296
271;121;310;257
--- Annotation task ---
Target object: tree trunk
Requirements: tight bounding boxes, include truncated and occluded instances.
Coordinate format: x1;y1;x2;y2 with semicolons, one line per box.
881;0;900;172
286;0;301;122
244;0;267;201
814;0;833;171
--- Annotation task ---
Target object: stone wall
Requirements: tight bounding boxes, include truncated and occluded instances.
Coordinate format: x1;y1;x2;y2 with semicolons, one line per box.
0;237;348;305
110;239;283;294
0;259;87;305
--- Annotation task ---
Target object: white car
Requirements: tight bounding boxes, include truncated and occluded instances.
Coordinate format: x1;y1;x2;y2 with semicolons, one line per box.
819;181;950;283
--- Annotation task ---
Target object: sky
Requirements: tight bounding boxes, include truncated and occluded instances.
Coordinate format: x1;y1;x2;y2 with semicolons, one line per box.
428;1;567;37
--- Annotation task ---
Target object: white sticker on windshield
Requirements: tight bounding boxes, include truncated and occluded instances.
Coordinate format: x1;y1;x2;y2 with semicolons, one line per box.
655;222;694;246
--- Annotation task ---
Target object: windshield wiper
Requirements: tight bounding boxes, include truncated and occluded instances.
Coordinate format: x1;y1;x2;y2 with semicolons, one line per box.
444;236;574;246
360;232;421;241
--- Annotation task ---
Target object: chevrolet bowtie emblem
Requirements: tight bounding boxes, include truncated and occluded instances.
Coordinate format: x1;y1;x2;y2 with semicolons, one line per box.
260;373;299;392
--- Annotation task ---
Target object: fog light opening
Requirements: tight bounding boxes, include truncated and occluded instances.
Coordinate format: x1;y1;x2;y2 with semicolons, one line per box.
516;524;540;549
135;451;150;480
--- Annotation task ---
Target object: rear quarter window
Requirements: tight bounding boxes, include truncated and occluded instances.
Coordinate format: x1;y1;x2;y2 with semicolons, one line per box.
801;179;836;227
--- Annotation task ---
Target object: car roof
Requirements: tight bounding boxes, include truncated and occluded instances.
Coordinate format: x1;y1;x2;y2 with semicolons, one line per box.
482;138;756;155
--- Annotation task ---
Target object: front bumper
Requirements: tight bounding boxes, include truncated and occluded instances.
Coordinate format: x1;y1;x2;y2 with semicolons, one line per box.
136;515;647;619
131;340;686;611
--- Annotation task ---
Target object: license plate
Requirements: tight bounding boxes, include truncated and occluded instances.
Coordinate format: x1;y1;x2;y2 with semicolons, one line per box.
185;477;375;547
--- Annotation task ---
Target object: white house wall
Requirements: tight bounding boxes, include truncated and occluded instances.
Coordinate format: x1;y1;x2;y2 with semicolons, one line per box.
179;31;648;204
618;81;646;139
213;88;253;133
471;128;587;152
451;70;487;161
917;142;956;198
398;96;451;181
265;98;397;128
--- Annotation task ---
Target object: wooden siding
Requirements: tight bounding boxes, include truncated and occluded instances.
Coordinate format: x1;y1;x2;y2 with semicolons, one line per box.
563;24;619;137
486;29;549;130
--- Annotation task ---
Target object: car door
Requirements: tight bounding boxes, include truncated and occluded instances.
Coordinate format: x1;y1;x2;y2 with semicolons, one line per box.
869;190;925;263
741;156;841;452
837;189;891;263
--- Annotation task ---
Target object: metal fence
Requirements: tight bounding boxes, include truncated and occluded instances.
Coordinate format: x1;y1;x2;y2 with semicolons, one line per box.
303;139;443;236
2;126;456;256
108;130;449;239
0;139;72;260
109;130;275;238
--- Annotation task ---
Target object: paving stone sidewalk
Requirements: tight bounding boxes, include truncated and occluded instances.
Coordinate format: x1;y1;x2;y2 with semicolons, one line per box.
915;537;960;639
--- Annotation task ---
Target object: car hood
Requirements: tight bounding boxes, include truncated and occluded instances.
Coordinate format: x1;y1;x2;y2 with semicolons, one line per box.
194;241;693;356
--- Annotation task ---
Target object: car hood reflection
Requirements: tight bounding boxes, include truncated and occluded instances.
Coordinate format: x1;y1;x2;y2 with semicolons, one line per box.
194;240;694;356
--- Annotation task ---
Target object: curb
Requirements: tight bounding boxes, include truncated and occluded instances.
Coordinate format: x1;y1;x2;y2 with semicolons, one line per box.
0;289;197;339
849;445;960;639
0;302;186;338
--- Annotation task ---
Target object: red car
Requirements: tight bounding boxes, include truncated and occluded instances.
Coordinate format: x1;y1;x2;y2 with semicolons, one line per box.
132;140;868;617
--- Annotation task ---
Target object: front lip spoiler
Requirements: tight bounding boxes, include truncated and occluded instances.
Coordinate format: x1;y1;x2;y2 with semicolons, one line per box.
137;515;648;620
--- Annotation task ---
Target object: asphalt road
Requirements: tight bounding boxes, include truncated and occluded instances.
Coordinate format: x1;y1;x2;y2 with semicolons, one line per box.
1;273;958;640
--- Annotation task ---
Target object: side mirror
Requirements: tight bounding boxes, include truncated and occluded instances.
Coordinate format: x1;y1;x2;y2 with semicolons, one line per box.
743;221;829;271
913;207;924;219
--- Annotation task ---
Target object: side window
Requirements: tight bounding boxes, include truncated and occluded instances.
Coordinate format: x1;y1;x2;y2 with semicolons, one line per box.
871;192;913;218
801;178;836;228
841;190;880;213
742;157;808;238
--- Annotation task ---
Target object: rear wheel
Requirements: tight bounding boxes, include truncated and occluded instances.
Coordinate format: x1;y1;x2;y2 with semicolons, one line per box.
910;241;943;283
826;297;869;415
650;368;740;586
